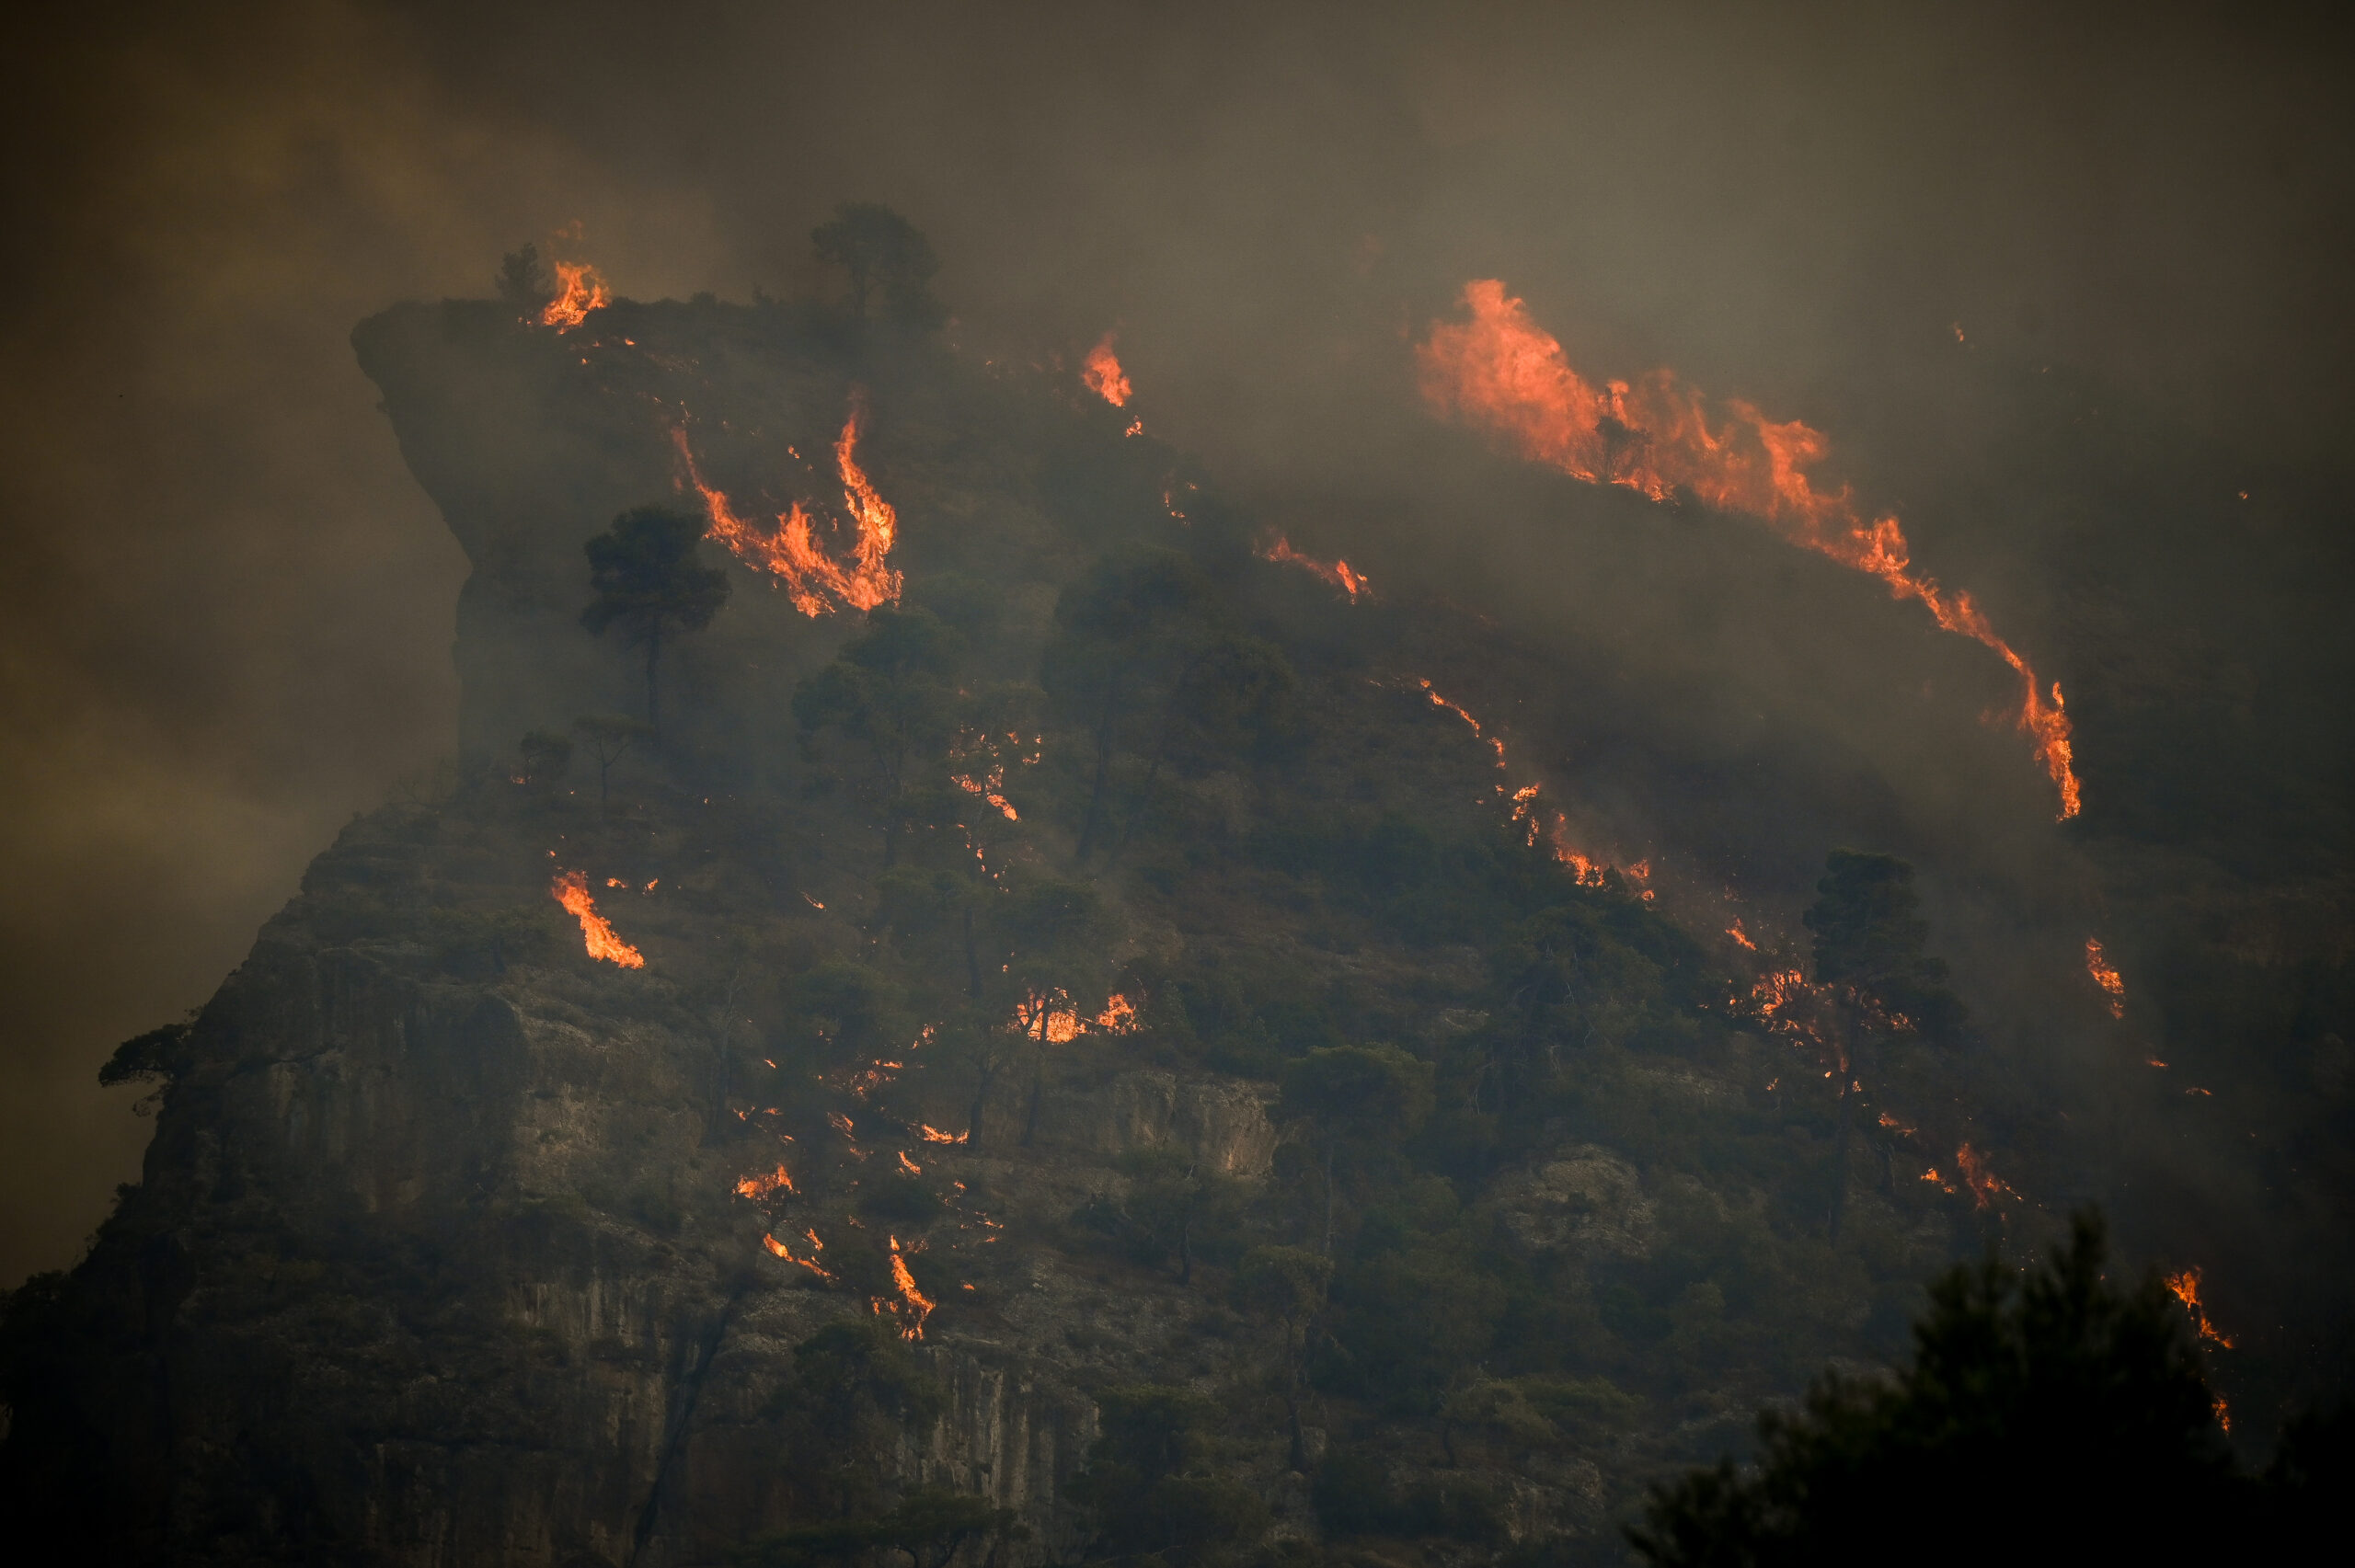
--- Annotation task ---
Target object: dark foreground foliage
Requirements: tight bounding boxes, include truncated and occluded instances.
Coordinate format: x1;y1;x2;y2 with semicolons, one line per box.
1628;1211;2347;1566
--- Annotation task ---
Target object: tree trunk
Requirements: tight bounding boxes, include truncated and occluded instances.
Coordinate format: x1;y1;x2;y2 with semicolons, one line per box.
1828;1070;1855;1242
644;624;663;738
1322;1131;1338;1255
1075;683;1119;862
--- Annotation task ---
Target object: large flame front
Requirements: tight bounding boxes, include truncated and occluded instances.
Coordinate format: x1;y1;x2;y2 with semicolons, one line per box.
1418;280;2081;820
674;389;902;616
551;869;646;967
1082;332;1132;406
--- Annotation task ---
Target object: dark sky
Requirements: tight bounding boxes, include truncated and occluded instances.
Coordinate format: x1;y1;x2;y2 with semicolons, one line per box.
4;0;2350;1286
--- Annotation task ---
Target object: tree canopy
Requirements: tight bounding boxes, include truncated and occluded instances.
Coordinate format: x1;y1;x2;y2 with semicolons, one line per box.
810;202;945;327
580;506;729;735
1629;1212;2251;1565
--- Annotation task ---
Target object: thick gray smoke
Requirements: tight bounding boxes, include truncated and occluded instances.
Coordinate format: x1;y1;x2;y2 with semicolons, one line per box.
2;0;2349;1291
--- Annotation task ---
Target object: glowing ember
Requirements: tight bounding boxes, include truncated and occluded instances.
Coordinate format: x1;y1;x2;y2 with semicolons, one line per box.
897;1150;923;1176
916;1124;969;1144
2213;1396;2232;1434
1728;920;1758;951
735;1164;796;1199
1261;535;1372;601
876;1234;936;1340
551;870;646;967
672;388;902;616
1081;332;1132;406
2085;938;2126;1019
2164;1267;2236;1347
1418;280;2081;819
540;260;610;330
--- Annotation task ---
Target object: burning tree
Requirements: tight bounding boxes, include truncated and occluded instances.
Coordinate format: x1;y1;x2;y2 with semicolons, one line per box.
1801;849;1964;1240
580;506;729;738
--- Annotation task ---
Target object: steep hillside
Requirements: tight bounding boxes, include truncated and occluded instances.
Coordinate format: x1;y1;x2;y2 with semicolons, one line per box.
0;290;2165;1564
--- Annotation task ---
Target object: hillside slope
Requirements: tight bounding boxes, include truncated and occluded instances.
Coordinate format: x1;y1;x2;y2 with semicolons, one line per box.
0;294;2105;1564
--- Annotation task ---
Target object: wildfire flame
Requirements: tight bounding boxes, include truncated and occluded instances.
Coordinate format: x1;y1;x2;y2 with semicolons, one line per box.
551;870;646;967
540;260;610;330
1010;990;1141;1043
1417;280;2081;819
1417;679;1507;767
1728;920;1758;951
2085;938;2126;1019
1953;1141;2015;1208
673;389;902;616
735;1164;796;1199
2164;1267;2236;1348
1261;534;1372;601
764;1229;833;1279
916;1123;968;1144
878;1234;936;1340
1082;332;1132;406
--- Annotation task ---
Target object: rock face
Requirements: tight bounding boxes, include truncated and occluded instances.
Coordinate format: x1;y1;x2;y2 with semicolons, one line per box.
0;295;1942;1565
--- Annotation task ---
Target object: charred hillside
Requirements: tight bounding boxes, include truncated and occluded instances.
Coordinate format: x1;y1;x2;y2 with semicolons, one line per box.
0;264;2319;1565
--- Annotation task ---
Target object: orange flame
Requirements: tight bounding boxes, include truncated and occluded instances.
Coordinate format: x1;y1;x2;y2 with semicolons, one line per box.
916;1123;968;1144
735;1164;796;1199
672;389;902;617
551;870;646;967
1417;679;1507;767
763;1230;833;1279
1261;535;1372;601
540;260;610;330
1418;280;2081;819
1011;989;1138;1042
1954;1142;2015;1208
2085;938;2126;1019
877;1234;936;1340
2165;1267;2236;1347
1082;332;1132;406
1728;920;1758;951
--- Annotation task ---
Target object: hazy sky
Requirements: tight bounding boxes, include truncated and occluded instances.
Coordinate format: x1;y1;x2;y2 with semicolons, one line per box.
4;0;2349;1284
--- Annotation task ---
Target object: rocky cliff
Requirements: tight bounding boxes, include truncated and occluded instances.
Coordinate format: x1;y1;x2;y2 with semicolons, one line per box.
0;292;2006;1566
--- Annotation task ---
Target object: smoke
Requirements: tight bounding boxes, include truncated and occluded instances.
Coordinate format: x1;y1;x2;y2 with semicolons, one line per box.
3;0;2349;1299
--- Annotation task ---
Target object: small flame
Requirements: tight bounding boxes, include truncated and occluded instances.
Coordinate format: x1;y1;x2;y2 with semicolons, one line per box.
916;1123;968;1144
672;388;902;617
1954;1142;2015;1208
1261;534;1372;601
551;870;646;967
1416;679;1507;767
1010;989;1138;1043
2164;1267;2236;1347
1082;332;1132;406
540;260;610;330
1728;920;1758;951
763;1230;833;1279
736;1164;796;1198
2085;938;2126;1019
876;1234;936;1340
897;1150;923;1176
1418;280;2080;819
